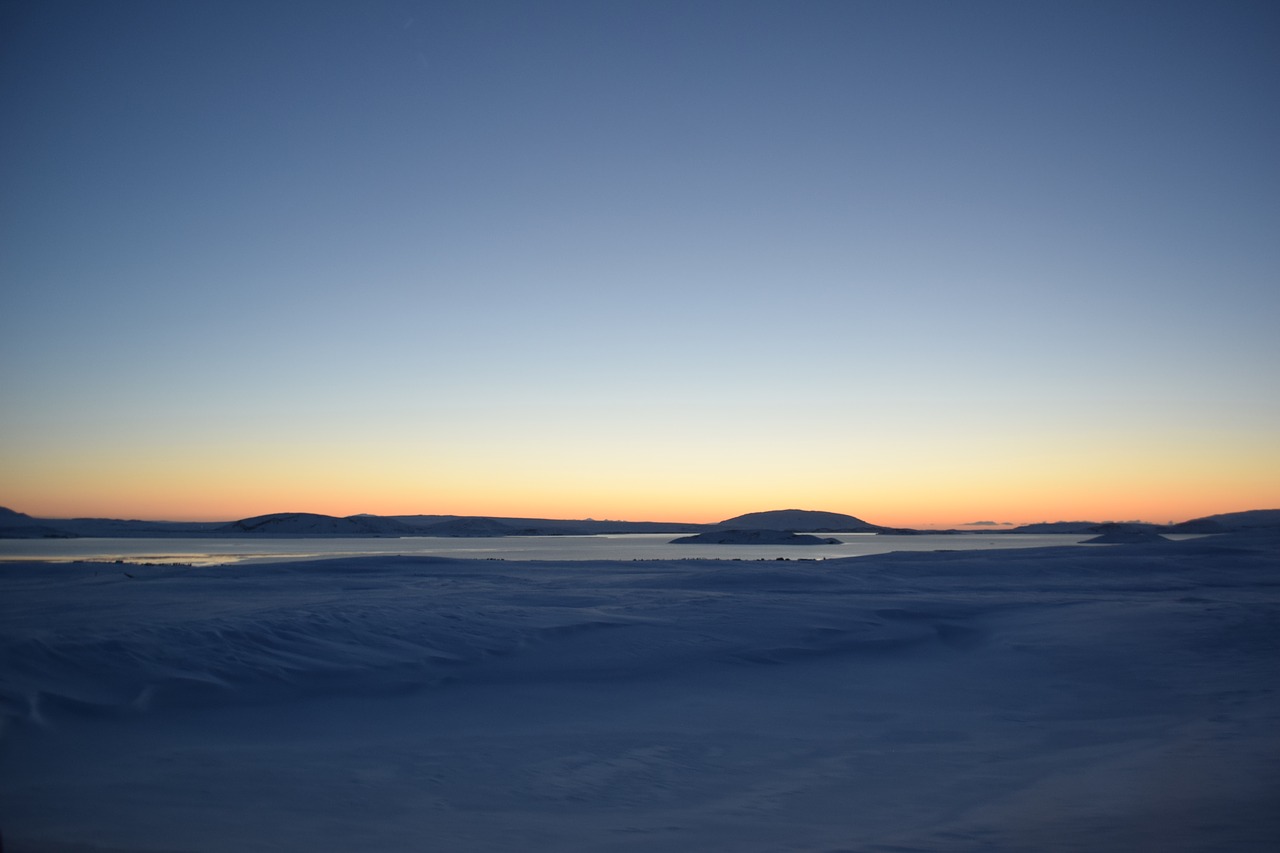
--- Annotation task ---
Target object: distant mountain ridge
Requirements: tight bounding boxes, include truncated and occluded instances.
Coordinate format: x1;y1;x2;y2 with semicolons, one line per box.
1007;521;1161;534
1010;511;1280;535
416;517;521;537
224;513;707;537
224;513;418;535
3;506;1278;539
388;516;705;536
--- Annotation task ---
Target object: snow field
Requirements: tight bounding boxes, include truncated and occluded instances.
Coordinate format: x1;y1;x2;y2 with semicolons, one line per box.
2;535;1278;851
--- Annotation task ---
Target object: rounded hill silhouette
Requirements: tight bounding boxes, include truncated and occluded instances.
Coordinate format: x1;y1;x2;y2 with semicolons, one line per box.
713;509;882;533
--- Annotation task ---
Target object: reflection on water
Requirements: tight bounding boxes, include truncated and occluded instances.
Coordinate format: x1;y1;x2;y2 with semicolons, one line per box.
0;533;1105;566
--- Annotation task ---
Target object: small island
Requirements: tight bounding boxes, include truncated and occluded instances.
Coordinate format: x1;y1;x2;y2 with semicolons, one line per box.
669;529;842;545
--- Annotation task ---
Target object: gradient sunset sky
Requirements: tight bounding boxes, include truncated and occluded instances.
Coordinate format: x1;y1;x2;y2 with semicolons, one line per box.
2;1;1277;527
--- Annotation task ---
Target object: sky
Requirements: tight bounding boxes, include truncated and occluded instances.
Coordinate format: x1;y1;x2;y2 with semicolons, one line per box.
2;0;1278;527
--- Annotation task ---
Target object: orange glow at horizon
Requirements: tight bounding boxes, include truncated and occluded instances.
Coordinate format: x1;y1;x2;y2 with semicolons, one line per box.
3;412;1276;527
6;471;1276;528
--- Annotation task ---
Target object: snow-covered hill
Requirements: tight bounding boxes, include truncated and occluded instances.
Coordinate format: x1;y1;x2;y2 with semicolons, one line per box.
0;506;72;539
1169;508;1280;533
416;517;522;537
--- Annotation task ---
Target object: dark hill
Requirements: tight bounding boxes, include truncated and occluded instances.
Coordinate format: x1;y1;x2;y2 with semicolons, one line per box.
0;506;32;523
714;509;882;532
1168;509;1280;534
0;506;75;538
224;513;416;535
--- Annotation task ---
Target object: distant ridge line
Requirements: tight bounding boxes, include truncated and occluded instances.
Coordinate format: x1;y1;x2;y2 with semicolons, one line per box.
2;506;1277;539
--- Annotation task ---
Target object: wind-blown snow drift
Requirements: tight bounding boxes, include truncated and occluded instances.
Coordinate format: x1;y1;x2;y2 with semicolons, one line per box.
2;534;1278;852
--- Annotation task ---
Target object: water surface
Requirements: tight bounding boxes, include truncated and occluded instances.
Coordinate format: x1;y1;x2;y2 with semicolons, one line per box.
0;533;1105;565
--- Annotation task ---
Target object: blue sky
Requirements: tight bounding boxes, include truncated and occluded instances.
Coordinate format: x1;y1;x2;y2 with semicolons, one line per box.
2;1;1277;524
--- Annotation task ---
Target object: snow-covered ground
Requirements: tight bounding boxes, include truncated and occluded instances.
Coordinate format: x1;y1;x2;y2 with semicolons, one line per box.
2;534;1278;852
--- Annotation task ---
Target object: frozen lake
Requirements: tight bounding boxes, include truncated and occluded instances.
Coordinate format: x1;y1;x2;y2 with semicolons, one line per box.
0;532;1107;565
